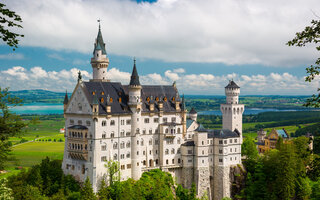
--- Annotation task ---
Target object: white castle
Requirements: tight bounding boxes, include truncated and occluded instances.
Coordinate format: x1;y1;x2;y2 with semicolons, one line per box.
62;26;244;200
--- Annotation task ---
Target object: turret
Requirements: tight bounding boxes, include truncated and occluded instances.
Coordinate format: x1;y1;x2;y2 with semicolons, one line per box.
181;95;187;138
129;59;142;180
189;107;197;121
90;24;109;82
225;80;240;104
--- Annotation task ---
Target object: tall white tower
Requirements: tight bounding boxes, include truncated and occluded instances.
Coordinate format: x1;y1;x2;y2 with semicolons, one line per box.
90;24;109;81
220;80;244;143
128;59;142;180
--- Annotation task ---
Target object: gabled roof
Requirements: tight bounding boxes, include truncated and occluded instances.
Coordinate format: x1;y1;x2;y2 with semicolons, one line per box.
225;80;240;89
207;129;240;138
129;60;141;86
82;81;180;115
181;141;195;146
276;129;289;138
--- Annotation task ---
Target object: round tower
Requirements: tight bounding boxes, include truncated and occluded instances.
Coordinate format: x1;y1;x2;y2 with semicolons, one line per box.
128;59;142;180
220;80;244;143
225;80;240;104
91;24;109;81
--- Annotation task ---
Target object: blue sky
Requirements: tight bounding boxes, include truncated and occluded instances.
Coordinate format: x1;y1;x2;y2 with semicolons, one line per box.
0;0;319;95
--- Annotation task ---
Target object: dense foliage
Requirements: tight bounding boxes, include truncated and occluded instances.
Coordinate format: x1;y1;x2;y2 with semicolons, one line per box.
239;136;320;200
287;19;320;107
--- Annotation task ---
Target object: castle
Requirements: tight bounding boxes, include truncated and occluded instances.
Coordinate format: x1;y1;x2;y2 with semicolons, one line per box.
62;25;244;200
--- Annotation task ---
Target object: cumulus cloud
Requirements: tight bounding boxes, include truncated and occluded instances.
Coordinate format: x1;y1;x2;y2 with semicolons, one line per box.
1;66;319;95
3;0;320;67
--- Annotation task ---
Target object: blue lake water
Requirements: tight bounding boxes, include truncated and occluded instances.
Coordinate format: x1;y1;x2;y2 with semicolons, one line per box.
9;103;313;115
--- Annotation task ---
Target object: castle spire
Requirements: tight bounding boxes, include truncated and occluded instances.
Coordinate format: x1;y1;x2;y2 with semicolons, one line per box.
129;58;141;86
63;90;68;105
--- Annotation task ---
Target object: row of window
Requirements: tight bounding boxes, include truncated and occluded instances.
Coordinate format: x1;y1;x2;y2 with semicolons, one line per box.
68;143;87;151
165;148;181;155
219;156;238;163
70;119;90;126
219;139;238;145
68;131;87;139
219;148;238;154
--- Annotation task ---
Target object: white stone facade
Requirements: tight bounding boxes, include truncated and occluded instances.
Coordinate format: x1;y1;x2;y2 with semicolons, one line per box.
62;27;244;200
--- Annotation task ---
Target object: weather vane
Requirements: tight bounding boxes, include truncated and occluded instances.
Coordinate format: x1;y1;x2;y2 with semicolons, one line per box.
97;18;101;29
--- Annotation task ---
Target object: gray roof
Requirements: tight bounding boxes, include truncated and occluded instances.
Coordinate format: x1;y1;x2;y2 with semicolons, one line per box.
225;80;240;89
207;129;240;138
129;60;140;86
189;107;197;114
82;81;180;115
68;125;88;130
181;141;195;146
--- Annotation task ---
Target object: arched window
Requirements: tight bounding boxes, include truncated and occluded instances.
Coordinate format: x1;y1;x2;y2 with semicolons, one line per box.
141;139;144;146
165;149;169;155
114;154;118;160
126;141;131;148
113;142;118;149
171;148;175;154
165;128;169;133
149;139;152;145
120;142;125;149
177;128;181;133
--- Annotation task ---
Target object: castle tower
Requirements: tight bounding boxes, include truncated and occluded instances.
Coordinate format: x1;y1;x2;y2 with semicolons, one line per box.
128;59;142;180
90;24;110;82
63;91;68;112
220;80;244;143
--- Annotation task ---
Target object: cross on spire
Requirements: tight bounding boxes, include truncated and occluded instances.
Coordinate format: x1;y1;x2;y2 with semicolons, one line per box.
97;18;101;30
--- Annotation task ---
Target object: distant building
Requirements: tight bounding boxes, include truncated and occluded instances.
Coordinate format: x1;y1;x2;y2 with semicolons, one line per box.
256;128;289;153
61;25;244;200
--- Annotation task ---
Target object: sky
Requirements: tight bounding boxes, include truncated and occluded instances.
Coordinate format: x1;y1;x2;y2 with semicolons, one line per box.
0;0;320;95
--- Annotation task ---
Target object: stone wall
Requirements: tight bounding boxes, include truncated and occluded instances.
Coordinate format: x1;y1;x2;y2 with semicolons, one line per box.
213;166;230;200
194;167;211;199
181;167;194;189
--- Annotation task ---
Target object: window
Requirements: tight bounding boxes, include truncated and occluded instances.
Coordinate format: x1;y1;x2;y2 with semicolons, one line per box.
143;129;146;134
155;139;159;145
230;148;232;152
144;118;149;123
177;128;181;133
178;158;181;163
120;131;125;137
177;148;181;154
188;159;192;163
172;159;175;164
86;121;91;126
126;132;130;137
177;138;181;144
230;157;232;161
70;119;74;125
141;139;144;146
219;159;223;163
202;150;204;155
166;160;168;164
110;120;115;126
219;149;223;154
188;150;192;154
163;118;167;123
111;132;115;138
202;141;204;145
143;151;145;155
154;118;159;123
121;154;125;159
165;128;169;134
121;165;125;170
114;154;118;160
219;140;223;144
126;120;131;125
102;120;106;126
101;145;106;151
202;160;204;163
78;120;82;125
137;151;139;155
101;156;107;162
149;139;152;145
113;142;118;149
127;164;131;169
120;120;125;125
235;148;237;152
171;117;176;122
126;142;131;148
102;134;106;139
149;129;152;134
171;148;175;154
229;139;233;143
234;139;237;143
224;140;227;144
165;149;169;155
120;142;125;149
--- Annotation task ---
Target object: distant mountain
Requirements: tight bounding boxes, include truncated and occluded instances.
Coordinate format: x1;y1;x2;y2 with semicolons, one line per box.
10;89;71;104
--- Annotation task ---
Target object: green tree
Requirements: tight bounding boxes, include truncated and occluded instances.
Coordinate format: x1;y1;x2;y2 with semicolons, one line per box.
295;176;312;200
0;178;13;200
287;19;320;107
0;3;24;50
242;137;259;160
0;88;30;169
310;178;320;200
80;177;96;200
105;160;120;186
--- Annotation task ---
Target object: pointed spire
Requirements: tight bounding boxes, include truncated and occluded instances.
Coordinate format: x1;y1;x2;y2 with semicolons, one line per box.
181;94;186;111
94;21;107;55
129;58;141;86
63;90;68;105
78;71;82;82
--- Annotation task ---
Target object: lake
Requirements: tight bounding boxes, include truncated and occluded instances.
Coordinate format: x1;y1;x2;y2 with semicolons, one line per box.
10;103;313;115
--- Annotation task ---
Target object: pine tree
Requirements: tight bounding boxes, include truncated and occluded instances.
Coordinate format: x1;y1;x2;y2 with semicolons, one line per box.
80;177;96;200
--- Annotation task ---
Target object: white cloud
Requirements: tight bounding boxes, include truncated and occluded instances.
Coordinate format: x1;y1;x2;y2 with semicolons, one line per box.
47;53;64;61
0;53;24;60
1;66;319;95
3;0;320;67
173;68;185;73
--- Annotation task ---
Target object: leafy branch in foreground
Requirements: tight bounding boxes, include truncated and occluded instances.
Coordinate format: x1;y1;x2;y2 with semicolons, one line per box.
287;19;320;107
0;3;24;50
